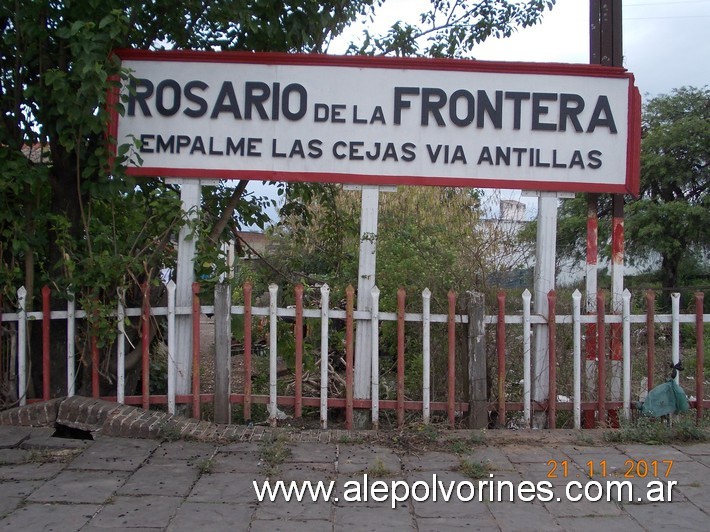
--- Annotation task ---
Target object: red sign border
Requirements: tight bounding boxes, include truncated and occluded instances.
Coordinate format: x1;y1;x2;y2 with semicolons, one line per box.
109;49;641;196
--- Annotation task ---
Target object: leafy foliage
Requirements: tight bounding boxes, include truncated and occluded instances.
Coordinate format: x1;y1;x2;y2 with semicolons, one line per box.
0;0;554;400
253;186;531;401
526;87;710;294
627;87;710;290
348;0;555;57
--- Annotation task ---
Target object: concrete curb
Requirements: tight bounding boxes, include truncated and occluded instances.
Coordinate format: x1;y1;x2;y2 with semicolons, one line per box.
0;397;372;443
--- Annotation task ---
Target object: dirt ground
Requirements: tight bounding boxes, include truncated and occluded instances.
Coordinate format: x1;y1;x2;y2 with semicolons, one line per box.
198;315;246;395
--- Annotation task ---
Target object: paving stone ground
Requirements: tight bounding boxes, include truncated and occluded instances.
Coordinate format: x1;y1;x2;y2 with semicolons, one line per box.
1;424;709;531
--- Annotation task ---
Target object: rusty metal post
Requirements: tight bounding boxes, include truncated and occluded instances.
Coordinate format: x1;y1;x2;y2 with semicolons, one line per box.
294;284;304;418
646;290;656;393
597;291;607;426
397;288;406;428
141;281;151;410
547;290;557;429
91;332;99;399
497;291;506;427
243;282;253;422
345;285;354;430
41;285;51;401
447;290;456;429
191;282;201;419
696;292;705;423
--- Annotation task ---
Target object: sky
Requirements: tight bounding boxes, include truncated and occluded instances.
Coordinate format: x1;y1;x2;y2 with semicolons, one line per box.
247;0;710;224
333;0;710;98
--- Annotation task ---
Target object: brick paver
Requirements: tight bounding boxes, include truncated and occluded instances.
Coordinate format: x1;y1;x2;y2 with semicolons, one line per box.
0;399;709;530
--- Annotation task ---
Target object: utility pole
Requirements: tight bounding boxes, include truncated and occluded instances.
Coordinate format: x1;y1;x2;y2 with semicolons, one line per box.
589;0;624;426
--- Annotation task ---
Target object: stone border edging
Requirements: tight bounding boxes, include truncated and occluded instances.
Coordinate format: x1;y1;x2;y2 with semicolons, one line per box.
0;397;608;445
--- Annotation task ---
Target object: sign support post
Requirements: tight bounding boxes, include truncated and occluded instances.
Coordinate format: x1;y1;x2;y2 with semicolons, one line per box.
346;184;396;428
525;191;573;428
172;180;202;404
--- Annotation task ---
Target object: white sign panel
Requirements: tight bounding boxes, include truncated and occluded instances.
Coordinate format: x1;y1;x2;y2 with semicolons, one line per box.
111;51;640;194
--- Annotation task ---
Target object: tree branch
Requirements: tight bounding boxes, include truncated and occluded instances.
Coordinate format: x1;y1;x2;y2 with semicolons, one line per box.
208;180;249;244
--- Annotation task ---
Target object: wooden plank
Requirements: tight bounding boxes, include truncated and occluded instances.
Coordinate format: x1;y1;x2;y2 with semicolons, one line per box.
467;291;487;429
213;283;232;424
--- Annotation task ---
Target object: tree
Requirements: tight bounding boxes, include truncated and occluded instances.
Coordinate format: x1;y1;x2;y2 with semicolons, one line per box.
627;87;710;292
533;87;710;298
0;0;381;400
256;185;529;403
265;186;491;300
0;0;554;401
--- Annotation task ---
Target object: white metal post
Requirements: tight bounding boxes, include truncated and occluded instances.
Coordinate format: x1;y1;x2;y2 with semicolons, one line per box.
268;283;278;425
166;281;177;415
67;290;76;397
672;292;681;385
522;289;532;428
422;288;431;424
116;288;126;404
572;289;582;429
370;286;380;429
320;284;330;429
622;289;632;420
17;286;27;407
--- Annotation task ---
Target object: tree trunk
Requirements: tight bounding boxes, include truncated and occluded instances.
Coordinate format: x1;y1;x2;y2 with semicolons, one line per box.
660;253;681;309
30;159;82;398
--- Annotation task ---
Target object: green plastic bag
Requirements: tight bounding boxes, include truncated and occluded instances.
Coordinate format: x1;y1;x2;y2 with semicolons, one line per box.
637;379;690;417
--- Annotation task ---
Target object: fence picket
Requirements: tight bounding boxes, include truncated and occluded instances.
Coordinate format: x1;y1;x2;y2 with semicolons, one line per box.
1;282;707;430
117;288;126;404
422;288;431;425
67;290;76;398
295;284;304;419
345;285;355;429
672;292;681;386
572;290;582;429
447;290;456;429
622;289;632;420
17;286;27;407
166;281;176;414
269;284;278;426
496;291;506;427
397;288;405;428
243;282;253;422
547;290;557;429
522;289;532;428
371;286;380;430
320;284;330;429
646;290;656;392
42;286;50;400
141;282;151;410
597;291;606;426
696;292;705;422
191;282;201;419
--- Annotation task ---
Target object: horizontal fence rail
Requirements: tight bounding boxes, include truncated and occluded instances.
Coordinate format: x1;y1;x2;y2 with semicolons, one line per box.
0;282;708;430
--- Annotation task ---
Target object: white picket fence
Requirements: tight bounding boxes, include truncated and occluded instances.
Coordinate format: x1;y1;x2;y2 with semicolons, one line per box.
1;282;707;430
